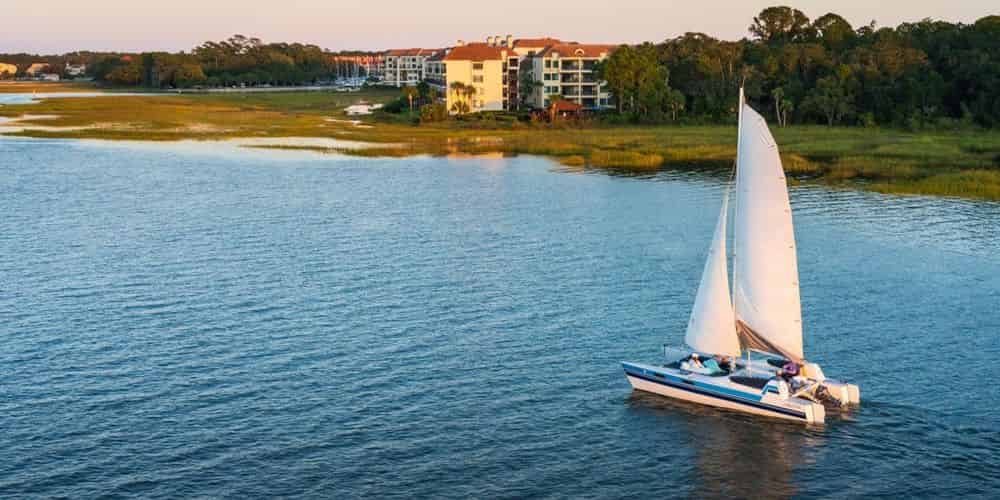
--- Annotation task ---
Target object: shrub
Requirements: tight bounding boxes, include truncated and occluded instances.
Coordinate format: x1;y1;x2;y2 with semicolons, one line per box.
381;97;407;114
419;103;448;123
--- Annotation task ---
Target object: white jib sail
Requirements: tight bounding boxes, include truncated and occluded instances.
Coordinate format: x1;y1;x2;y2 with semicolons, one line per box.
685;189;741;358
732;99;804;361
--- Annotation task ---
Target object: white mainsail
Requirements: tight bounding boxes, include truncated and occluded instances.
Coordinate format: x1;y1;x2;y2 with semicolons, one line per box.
684;189;741;358
732;92;805;362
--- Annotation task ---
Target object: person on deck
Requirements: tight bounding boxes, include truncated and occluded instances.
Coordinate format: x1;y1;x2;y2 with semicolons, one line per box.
689;353;704;368
702;356;722;374
714;355;734;373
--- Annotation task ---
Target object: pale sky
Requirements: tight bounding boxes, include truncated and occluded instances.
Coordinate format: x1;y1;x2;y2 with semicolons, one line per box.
3;1;996;54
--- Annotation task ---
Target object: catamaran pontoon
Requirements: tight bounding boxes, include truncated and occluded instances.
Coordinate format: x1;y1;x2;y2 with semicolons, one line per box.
623;89;860;424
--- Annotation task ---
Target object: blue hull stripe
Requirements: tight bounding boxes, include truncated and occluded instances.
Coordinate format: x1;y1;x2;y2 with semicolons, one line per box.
624;368;807;420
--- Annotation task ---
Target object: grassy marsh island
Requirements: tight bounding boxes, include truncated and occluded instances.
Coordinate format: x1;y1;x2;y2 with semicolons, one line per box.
1;88;999;201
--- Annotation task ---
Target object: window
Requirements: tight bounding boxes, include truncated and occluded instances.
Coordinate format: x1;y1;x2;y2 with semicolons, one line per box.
473;63;483;70
544;60;551;68
472;75;483;83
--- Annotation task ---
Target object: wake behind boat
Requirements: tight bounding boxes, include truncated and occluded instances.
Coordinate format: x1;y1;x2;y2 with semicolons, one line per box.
623;88;859;424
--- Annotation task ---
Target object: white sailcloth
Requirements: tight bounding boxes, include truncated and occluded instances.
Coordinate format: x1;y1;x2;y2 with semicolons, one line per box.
732;100;804;361
685;190;741;358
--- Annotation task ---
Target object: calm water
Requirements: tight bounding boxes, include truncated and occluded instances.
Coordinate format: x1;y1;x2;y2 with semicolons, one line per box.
2;137;999;498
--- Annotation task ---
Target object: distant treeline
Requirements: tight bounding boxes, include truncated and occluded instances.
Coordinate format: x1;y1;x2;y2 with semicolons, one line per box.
0;35;371;88
598;7;1000;128
4;6;1000;128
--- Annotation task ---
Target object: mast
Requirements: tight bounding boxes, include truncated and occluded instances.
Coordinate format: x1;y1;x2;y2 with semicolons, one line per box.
732;87;744;310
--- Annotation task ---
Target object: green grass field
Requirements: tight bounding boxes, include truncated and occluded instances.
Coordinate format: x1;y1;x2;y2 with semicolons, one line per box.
2;89;999;200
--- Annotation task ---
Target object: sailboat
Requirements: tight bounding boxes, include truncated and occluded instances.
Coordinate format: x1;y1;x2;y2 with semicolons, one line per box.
622;89;859;424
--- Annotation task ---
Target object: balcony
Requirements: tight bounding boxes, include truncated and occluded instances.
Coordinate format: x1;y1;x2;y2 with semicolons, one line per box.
560;60;582;71
561;74;581;83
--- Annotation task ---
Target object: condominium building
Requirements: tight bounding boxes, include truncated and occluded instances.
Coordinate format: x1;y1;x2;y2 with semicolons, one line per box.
379;36;616;112
442;43;508;113
437;36;615;113
382;48;440;87
329;53;384;79
526;43;616;110
507;38;565;109
424;49;447;89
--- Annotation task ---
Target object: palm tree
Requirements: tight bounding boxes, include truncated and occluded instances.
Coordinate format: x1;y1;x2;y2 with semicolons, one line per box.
462;86;477;111
772;87;786;126
449;82;466;114
402;85;419;112
448;82;477;115
450;101;470;115
547;93;565;122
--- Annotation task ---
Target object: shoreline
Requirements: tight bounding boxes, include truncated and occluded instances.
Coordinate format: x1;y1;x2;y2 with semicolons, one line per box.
1;89;999;201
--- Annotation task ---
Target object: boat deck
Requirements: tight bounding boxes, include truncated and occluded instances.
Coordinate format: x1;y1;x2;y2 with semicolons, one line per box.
622;360;825;423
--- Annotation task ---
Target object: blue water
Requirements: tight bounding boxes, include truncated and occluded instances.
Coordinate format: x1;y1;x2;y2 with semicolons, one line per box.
2;137;999;498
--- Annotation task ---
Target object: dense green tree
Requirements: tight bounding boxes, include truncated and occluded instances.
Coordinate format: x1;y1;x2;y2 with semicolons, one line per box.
750;6;815;43
803;70;855;126
105;63;142;85
597;43;683;121
416;81;431;103
813;13;855;50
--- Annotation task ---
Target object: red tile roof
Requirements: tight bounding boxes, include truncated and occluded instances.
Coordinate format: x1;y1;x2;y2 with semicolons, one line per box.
442;43;506;62
385;48;439;57
550;100;583;112
538;43;617;58
512;37;567;48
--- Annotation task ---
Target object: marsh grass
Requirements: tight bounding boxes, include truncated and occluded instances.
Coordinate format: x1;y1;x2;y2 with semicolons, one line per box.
0;81;100;93
3;91;1000;200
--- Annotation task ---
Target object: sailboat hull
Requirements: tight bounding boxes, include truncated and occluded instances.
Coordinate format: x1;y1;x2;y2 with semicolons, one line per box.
623;362;824;424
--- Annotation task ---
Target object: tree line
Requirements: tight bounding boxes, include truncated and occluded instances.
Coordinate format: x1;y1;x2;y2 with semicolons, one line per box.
1;35;370;88
598;7;1000;128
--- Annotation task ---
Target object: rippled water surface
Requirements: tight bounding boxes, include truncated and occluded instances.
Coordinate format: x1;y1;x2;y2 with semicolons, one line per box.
2;137;999;498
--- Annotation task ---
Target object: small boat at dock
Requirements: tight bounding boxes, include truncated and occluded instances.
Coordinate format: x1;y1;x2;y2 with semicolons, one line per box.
623;88;860;424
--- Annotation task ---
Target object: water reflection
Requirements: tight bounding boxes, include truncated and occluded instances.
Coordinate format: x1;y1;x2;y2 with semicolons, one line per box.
561;163;1000;259
627;391;825;498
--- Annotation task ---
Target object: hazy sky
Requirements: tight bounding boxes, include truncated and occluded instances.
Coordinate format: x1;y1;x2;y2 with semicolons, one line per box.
3;1;996;54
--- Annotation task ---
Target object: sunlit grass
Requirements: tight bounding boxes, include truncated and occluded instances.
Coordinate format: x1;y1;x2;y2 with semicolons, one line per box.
0;81;101;93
